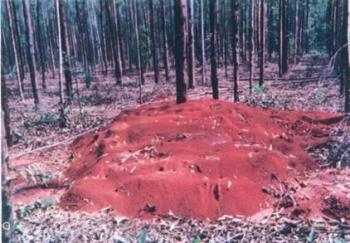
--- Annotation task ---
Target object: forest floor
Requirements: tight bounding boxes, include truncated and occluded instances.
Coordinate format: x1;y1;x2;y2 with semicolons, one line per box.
5;54;350;242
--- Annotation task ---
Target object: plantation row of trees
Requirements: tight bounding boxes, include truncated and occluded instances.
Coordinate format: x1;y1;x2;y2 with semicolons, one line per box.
1;0;349;110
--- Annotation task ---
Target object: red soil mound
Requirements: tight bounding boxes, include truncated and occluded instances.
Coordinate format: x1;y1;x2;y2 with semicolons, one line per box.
60;100;342;220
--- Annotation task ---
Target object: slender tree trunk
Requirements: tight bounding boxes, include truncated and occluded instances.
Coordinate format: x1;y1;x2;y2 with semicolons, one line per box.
105;0;122;84
279;0;288;76
259;0;264;86
174;0;187;104
209;0;218;99
1;76;14;242
58;0;73;102
223;0;228;80
12;1;25;80
187;0;195;89
116;3;125;73
36;0;46;90
294;0;300;64
6;0;24;100
98;0;108;74
200;0;206;85
304;0;309;54
160;0;170;81
56;0;66;128
23;0;40;107
249;0;255;94
344;0;350;112
1;77;12;147
149;0;159;84
232;0;239;101
133;0;144;102
112;3;123;80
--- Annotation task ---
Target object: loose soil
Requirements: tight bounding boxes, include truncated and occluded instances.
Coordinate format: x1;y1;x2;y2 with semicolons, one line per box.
60;99;343;220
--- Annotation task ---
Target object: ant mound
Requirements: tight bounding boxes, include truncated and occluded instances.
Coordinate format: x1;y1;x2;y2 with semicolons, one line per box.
60;100;342;220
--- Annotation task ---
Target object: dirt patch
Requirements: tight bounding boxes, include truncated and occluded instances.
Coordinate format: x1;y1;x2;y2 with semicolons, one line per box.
60;99;342;220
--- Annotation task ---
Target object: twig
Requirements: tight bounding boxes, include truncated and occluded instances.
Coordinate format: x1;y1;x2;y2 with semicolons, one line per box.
10;126;103;160
12;181;70;195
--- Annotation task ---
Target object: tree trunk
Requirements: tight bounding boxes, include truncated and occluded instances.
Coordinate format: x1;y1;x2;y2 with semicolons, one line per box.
105;0;122;84
58;0;73;102
232;0;239;101
6;0;24;100
160;0;170;81
116;3;125;73
294;0;300;64
149;0;159;84
279;0;288;76
344;0;350;112
249;0;255;93
304;0;309;54
12;0;25;80
210;0;218;99
187;0;195;89
200;0;206;85
259;0;264;86
56;0;66;127
1;76;12;147
23;0;40;107
36;0;46;90
174;0;187;104
1;94;12;243
133;0;145;86
98;0;108;74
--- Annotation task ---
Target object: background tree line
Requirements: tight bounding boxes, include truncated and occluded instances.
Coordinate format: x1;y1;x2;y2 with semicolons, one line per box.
1;0;349;114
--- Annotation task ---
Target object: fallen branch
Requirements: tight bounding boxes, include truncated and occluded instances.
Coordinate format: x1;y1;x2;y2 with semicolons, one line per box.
10;126;103;160
12;181;71;195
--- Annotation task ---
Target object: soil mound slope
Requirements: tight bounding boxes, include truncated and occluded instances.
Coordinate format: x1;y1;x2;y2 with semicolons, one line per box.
61;100;341;220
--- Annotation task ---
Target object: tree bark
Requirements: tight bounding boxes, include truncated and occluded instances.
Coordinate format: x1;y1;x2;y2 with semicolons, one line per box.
187;0;195;89
105;0;122;84
1;76;12;147
149;0;159;84
116;3;125;73
36;0;46;90
1;101;12;243
344;0;350;112
56;0;66;127
58;0;73;102
23;0;40;107
174;0;187;104
6;0;24;100
294;0;300;64
279;0;288;76
259;0;264;86
200;0;206;85
232;0;239;101
133;0;145;86
160;0;170;81
249;0;255;93
210;0;219;99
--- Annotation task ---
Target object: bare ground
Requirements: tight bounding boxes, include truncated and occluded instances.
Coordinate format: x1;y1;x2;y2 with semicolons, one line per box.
5;55;350;242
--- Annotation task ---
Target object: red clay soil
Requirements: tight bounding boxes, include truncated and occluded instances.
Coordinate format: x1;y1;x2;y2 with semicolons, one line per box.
60;99;343;220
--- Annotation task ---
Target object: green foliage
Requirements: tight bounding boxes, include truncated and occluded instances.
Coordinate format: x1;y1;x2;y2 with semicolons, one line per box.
306;227;317;243
252;84;265;95
16;199;56;219
19;164;54;186
192;236;201;243
245;85;276;109
23;113;59;128
137;230;147;243
81;96;91;106
84;71;92;89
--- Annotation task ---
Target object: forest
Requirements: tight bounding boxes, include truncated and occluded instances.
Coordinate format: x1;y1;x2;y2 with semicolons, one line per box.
1;0;350;242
